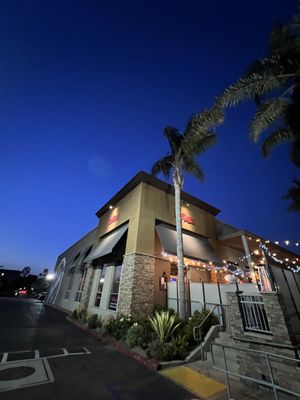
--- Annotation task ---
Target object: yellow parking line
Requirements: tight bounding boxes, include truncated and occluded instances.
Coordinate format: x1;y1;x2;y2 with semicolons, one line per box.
161;365;226;398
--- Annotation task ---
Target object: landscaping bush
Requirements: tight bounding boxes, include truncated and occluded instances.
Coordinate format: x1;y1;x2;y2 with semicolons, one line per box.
71;309;78;320
87;314;98;329
78;308;88;323
146;334;189;361
184;308;219;345
148;310;181;342
96;316;103;329
146;339;175;361
125;322;152;349
170;334;189;359
103;314;134;340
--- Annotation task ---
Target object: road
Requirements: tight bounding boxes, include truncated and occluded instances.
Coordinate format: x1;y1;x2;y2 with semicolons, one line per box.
0;298;191;400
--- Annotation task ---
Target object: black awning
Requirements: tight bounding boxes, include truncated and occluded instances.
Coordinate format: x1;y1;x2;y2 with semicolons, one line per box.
156;223;220;264
85;224;128;263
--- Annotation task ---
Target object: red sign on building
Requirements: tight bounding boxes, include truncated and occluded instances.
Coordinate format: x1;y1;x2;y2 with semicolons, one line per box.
108;214;119;225
181;213;195;225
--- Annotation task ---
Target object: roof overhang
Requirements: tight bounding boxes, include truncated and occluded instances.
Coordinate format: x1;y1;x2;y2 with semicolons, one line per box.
95;171;220;218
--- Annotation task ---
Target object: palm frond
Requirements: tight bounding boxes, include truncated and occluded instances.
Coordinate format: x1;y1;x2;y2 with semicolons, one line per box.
249;98;289;142
282;180;300;211
151;155;174;178
163;126;183;154
182;132;216;157
269;25;298;55
218;72;291;108
184;159;204;182
184;108;223;139
261;128;294;157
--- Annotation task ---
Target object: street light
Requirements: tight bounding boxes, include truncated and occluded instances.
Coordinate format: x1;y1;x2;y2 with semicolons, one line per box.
46;273;54;281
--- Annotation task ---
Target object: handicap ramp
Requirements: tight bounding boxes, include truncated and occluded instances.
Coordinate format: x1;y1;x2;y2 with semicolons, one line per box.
160;365;226;399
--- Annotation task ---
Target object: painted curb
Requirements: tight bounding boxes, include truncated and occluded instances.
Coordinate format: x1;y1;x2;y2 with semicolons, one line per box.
66;317;160;371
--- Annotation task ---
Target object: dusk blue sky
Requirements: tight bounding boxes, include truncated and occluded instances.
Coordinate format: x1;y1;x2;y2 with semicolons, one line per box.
0;0;299;275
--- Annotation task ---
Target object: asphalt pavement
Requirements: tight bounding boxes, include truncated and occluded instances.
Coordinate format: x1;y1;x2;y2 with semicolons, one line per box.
0;297;192;400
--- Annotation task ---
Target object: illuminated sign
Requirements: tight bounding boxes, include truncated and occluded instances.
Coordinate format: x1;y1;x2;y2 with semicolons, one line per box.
181;213;195;225
108;214;119;225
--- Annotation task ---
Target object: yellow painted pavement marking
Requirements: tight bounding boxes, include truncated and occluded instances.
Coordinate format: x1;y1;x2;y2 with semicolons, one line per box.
161;365;226;398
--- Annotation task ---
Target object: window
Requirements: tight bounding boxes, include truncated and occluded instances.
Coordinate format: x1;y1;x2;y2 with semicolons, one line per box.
74;269;87;302
108;265;122;311
94;267;107;307
65;271;75;300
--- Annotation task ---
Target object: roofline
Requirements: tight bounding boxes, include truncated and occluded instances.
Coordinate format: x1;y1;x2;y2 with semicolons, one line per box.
95;171;220;218
56;226;98;259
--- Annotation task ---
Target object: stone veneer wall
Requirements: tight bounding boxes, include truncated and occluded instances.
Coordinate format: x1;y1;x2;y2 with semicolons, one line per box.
117;253;155;318
227;291;300;393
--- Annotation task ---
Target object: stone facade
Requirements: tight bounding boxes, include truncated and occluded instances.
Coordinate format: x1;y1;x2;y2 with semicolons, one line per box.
117;253;155;317
80;264;95;309
227;291;300;394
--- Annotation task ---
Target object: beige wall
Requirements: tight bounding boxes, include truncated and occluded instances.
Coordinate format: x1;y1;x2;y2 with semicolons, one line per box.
95;184;143;254
95;181;221;258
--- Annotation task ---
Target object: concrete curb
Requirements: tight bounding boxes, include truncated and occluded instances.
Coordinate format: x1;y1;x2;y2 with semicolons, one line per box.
66;317;160;371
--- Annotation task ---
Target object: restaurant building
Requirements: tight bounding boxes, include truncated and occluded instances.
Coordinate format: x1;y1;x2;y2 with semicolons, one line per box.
46;171;300;321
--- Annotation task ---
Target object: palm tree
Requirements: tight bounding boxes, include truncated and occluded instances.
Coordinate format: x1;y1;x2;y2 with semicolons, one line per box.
217;14;300;166
151;108;223;320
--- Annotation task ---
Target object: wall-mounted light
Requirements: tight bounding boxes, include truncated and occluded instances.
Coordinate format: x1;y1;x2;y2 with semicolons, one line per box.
109;205;114;210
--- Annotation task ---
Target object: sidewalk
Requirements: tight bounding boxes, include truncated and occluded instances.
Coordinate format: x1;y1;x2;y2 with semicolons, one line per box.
161;355;295;400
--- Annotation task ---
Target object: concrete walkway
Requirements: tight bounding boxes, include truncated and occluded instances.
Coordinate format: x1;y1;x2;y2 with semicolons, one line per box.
161;354;297;400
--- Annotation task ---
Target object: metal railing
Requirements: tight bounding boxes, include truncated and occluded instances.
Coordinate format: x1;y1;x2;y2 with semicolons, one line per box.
205;302;229;331
193;304;219;342
211;342;300;400
167;297;230;329
238;294;271;334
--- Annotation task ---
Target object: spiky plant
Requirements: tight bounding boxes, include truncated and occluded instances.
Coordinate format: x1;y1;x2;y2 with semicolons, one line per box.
151;107;223;319
148;310;181;342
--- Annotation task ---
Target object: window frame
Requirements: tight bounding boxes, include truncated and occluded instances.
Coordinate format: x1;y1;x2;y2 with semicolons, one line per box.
108;265;122;311
93;266;107;307
74;268;87;303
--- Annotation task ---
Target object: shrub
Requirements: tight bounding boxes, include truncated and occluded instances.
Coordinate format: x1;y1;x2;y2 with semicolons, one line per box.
96;316;103;329
146;339;175;361
71;309;78;319
88;314;98;329
125;322;152;349
78;308;88;323
148;310;181;342
102;314;133;340
184;308;219;345
170;334;189;359
146;333;189;361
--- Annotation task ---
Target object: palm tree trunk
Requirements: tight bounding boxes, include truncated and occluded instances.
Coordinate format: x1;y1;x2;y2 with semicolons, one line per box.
173;178;186;320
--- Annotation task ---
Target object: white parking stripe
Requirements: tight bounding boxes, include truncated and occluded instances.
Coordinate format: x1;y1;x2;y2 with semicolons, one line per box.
1;353;8;363
0;348;90;364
